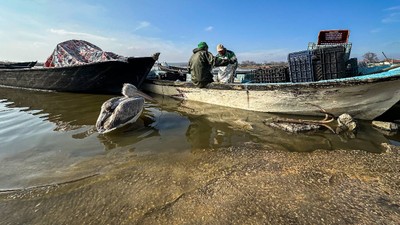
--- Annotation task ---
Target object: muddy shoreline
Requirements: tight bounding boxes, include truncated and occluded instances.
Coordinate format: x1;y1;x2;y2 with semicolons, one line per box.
1;143;399;224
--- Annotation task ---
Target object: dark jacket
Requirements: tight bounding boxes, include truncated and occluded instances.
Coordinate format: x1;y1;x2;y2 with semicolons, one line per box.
188;48;228;88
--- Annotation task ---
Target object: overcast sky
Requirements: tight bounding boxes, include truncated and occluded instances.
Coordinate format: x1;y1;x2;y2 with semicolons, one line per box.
1;0;399;63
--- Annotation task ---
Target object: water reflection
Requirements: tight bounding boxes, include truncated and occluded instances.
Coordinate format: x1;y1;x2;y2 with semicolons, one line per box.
96;114;160;151
186;115;255;149
153;94;391;153
0;87;159;189
1;86;392;155
0;86;396;190
0;86;109;127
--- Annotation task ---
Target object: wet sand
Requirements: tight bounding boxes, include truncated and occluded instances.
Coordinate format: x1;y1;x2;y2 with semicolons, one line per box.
1;143;400;224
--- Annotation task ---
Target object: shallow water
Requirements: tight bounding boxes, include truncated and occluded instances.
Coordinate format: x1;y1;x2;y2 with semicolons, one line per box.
0;86;398;190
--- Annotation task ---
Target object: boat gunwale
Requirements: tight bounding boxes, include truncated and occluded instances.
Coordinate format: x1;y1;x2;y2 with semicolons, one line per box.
0;56;154;72
145;70;400;91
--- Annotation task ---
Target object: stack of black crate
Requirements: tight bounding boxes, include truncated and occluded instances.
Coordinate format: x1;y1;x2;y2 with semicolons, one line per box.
158;71;186;81
288;45;351;82
313;45;347;80
246;66;289;83
287;50;316;82
345;57;359;77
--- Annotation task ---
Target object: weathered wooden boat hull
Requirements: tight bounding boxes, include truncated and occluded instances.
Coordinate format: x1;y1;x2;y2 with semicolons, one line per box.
0;61;37;69
0;57;157;94
158;64;189;74
143;68;400;120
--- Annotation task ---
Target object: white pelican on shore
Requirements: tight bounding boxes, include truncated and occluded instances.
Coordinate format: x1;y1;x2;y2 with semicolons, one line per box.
96;83;154;134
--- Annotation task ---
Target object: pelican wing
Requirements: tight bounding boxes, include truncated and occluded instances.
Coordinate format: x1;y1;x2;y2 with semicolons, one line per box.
95;97;122;132
102;97;145;133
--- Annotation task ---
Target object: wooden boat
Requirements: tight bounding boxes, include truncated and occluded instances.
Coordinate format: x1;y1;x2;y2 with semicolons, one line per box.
0;54;159;94
157;63;254;76
142;66;400;120
158;63;189;74
0;61;37;69
153;63;188;81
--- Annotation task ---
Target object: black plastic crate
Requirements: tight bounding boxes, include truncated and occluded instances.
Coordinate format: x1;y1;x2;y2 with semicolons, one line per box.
345;58;358;77
288;50;315;82
158;72;186;81
252;66;289;83
313;46;346;80
308;42;352;61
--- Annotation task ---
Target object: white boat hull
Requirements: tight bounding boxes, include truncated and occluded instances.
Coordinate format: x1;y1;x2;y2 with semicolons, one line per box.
143;68;400;120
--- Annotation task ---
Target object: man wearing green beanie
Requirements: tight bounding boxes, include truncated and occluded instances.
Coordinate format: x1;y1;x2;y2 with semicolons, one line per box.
188;41;229;88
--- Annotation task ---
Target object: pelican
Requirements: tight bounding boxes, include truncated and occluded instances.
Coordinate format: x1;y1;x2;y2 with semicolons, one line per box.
96;83;154;134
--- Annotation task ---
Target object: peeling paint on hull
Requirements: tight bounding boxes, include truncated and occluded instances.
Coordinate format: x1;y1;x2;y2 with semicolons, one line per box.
143;68;400;120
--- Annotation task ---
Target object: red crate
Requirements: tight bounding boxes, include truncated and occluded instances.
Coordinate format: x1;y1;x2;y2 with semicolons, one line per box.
317;30;350;45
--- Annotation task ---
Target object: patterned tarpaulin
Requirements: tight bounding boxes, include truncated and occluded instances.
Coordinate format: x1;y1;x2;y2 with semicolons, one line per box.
44;40;126;67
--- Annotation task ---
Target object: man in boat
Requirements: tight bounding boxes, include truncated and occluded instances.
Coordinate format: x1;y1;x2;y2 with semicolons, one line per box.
188;42;229;88
215;44;238;83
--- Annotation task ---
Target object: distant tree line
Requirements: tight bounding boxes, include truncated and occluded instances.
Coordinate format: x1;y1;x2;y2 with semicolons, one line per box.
240;60;258;67
240;60;287;68
362;52;379;63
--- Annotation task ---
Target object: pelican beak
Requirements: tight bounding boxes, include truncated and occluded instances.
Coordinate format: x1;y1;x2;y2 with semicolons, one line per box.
137;90;157;102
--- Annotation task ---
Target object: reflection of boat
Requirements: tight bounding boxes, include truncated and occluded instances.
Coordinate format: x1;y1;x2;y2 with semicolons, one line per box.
0;88;160;190
0;85;159;142
0;61;37;69
0;86;107;127
143;67;400;120
152;95;390;152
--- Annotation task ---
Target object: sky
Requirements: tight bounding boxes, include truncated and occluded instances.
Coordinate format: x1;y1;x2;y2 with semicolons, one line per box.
1;0;399;63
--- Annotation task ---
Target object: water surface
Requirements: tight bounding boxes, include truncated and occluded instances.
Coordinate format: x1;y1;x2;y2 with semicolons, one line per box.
0;86;396;190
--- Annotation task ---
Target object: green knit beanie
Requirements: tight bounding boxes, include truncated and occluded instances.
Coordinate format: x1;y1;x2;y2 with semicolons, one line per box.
198;41;208;49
